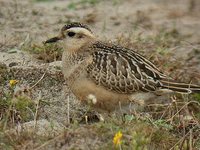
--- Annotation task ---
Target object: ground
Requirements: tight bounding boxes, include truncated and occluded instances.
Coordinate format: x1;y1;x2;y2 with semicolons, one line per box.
0;0;200;149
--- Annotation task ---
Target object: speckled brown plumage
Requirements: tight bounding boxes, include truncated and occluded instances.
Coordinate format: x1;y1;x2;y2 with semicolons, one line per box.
45;22;200;112
85;41;200;94
87;41;165;93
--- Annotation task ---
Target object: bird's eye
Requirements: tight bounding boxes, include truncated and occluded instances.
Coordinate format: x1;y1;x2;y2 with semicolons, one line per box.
67;32;76;37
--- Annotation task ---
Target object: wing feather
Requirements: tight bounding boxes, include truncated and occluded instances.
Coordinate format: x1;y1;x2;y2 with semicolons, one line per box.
86;42;164;94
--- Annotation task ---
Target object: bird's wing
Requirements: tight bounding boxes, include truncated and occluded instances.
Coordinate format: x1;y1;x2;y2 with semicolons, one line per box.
86;42;167;94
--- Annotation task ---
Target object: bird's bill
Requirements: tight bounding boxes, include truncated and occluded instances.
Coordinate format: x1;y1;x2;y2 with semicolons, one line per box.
44;34;63;44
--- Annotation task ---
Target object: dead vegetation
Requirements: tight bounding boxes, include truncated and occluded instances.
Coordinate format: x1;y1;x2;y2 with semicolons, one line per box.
0;0;200;149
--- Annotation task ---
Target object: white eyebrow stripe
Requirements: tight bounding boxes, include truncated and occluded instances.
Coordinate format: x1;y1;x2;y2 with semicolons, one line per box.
67;27;95;38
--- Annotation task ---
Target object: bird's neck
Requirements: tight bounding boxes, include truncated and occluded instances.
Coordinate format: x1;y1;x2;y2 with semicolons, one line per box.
61;41;97;79
62;51;81;79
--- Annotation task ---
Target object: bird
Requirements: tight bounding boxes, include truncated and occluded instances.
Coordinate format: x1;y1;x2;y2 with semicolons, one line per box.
44;22;200;113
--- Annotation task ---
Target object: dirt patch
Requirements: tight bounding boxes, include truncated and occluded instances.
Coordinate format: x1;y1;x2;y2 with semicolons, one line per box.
0;0;200;149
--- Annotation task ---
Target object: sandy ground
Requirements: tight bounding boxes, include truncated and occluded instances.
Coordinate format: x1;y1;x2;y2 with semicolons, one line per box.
0;0;200;149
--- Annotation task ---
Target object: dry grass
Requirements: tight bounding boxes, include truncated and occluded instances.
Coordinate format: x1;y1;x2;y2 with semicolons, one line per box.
0;0;200;149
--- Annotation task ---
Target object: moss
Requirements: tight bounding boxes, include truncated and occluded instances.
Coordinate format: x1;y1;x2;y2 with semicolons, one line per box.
193;93;200;102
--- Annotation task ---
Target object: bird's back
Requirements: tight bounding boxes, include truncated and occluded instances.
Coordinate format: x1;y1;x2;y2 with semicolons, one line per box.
86;41;200;94
86;41;165;93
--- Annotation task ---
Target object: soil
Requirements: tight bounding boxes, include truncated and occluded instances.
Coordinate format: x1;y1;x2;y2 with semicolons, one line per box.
0;0;200;149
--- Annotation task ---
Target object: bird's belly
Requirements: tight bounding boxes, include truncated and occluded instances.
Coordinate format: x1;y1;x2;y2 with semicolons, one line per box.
70;77;130;112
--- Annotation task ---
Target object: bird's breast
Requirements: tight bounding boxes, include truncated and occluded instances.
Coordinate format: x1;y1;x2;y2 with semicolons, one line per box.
62;51;86;79
70;77;131;112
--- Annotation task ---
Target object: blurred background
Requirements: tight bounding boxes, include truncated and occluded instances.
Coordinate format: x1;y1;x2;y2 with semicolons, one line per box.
0;0;200;79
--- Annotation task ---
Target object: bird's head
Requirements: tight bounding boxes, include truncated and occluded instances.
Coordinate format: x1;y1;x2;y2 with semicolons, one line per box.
44;22;96;53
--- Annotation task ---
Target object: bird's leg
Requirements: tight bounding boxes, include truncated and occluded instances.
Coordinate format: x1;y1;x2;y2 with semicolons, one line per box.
82;94;105;123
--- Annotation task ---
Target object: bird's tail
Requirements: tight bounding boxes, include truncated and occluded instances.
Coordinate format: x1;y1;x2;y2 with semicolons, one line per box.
160;79;200;94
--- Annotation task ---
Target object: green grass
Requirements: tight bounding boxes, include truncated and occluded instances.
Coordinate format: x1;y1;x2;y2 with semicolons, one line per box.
0;113;181;149
1;113;198;149
0;88;36;130
0;71;38;131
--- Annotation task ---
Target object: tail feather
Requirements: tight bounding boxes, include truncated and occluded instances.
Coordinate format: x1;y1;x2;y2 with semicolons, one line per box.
160;80;200;94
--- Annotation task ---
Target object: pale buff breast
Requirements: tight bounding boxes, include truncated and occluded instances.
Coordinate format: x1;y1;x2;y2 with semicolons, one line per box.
69;75;160;112
70;75;131;112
